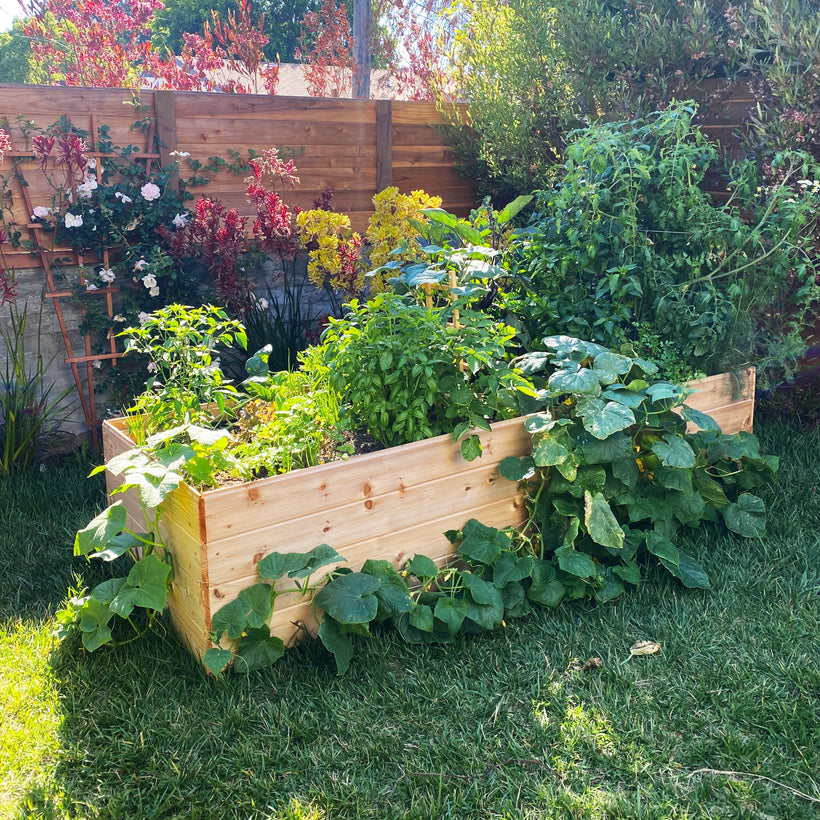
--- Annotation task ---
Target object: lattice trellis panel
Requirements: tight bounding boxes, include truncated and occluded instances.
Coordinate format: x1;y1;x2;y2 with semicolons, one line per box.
0;109;161;445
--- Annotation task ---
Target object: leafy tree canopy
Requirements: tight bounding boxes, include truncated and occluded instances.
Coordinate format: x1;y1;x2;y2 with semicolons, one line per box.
152;0;320;62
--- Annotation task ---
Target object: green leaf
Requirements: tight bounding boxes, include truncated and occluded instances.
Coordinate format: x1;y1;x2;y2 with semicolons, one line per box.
318;616;354;675
501;581;530;618
679;405;722;431
129;467;183;510
74;503;127;556
461;571;500;605
654;466;693;493
613;561;641;586
406;554;439;579
593;351;633;378
722;493;766;538
693;470;730;508
361;559;413;619
612;457;640;488
211;597;248;641
645;530;680;564
555;452;579;481
584;491;624;550
257;544;344;581
78;598;115;652
581;401;635;440
549;367;602;396
675;549;711;589
457;518;510;565
202;647;234;676
409;603;435;633
460;434;483;461
670;490;705;525
652;435;696;468
237;583;275;629
462;576;504;630
498;455;535;481
393;610;452;644
645;382;684;402
433;596;468;634
578;432;634;464
233;626;286;673
527;560;566;607
314;573;381;624
496;194;533;224
109;554;171;618
602;384;647;408
532;433;570;466
594;569;625;602
492;553;534;588
555;544;598;579
89;577;127;605
91;531;146;562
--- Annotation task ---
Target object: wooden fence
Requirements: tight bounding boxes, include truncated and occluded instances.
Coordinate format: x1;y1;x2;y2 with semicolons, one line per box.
0;84;476;438
0;84;474;237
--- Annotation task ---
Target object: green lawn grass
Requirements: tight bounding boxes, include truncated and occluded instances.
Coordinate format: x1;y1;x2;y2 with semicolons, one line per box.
1;420;818;819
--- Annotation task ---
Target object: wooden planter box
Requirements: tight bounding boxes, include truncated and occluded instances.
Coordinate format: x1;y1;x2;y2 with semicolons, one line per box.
102;367;755;661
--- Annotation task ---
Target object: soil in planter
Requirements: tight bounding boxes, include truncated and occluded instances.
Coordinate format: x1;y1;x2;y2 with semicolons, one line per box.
215;427;385;488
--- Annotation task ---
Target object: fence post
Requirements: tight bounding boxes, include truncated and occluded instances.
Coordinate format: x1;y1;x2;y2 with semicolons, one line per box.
154;90;179;191
376;99;392;192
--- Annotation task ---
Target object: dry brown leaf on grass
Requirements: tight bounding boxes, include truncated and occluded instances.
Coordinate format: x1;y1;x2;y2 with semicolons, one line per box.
623;640;662;662
567;656;603;673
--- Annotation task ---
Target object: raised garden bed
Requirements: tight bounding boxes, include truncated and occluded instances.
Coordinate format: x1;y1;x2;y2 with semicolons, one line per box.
103;367;755;661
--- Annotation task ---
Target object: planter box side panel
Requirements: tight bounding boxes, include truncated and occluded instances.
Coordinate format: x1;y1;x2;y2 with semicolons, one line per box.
211;495;526;643
199;415;530;543
200;417;531;645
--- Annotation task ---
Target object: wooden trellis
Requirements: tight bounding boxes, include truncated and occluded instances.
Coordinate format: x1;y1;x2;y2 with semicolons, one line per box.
1;112;162;444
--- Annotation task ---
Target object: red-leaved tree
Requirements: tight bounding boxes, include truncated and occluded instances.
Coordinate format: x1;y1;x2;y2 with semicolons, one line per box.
296;0;354;97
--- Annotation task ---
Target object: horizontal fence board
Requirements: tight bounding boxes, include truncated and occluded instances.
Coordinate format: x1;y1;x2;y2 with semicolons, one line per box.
0;84;477;240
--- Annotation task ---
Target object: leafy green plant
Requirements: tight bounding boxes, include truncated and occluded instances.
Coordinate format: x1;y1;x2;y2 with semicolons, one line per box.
230;343;344;477
120;303;247;438
497;336;778;599
514;103;820;386
55;420;246;651
318;292;532;457
0;300;73;473
441;0;742;198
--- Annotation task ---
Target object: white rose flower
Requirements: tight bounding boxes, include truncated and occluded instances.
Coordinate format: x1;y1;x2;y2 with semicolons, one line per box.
98;268;116;284
134;258;149;272
172;213;189;228
32;206;50;219
149;286;160;297
64;212;83;228
140;182;161;201
142;274;158;289
138;311;151;325
115;191;133;204
85;282;98;291
77;176;98;198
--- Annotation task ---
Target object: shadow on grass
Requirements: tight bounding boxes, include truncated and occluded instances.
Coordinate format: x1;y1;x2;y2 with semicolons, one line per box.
6;421;820;819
